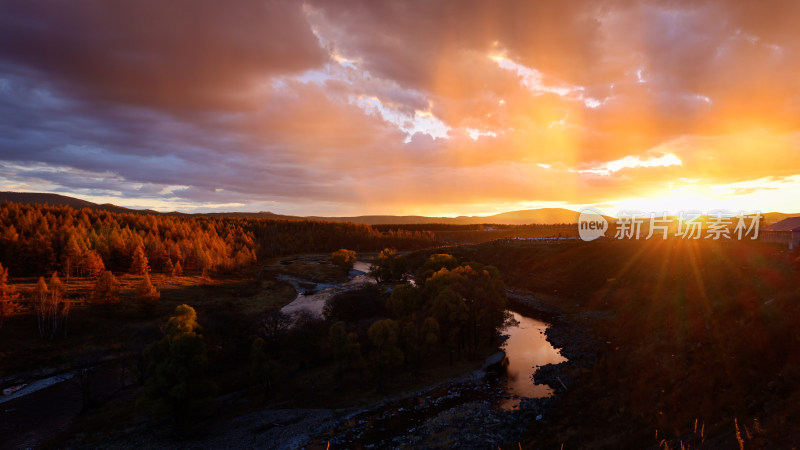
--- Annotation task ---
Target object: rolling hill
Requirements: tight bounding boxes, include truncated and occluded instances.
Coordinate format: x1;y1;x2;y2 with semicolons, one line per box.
0;191;156;215
0;191;795;225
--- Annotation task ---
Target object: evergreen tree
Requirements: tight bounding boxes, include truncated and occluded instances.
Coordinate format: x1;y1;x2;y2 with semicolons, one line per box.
368;318;403;392
250;337;274;396
329;321;349;384
138;304;216;432
369;248;407;283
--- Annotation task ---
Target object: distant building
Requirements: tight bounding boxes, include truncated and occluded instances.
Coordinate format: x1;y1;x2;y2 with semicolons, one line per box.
762;217;800;249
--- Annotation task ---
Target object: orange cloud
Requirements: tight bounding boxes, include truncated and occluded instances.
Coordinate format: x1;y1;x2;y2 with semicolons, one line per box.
0;0;799;215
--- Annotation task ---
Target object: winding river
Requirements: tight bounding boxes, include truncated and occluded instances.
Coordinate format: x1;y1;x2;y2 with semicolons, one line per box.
278;260;567;414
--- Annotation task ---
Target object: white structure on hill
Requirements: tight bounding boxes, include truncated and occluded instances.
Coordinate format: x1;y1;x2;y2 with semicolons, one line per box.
762;217;800;249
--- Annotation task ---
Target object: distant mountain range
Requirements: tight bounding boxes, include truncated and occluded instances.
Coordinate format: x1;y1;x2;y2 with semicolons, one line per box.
0;191;795;225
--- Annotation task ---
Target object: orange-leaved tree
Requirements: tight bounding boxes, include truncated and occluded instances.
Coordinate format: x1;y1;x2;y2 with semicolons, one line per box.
331;248;357;273
93;270;121;304
136;271;160;316
0;262;19;329
130;242;150;275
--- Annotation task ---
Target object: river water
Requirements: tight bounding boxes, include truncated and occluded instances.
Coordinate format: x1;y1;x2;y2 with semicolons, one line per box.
279;260;566;411
498;311;567;410
280;261;375;317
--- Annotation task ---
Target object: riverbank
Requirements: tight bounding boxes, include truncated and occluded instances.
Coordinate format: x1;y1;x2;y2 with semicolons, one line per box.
67;298;575;449
300;296;588;448
505;289;602;392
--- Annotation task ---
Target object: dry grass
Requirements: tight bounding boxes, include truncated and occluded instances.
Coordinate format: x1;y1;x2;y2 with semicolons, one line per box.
0;269;297;378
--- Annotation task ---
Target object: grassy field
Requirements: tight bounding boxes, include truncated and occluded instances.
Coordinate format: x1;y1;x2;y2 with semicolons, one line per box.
0;269;297;379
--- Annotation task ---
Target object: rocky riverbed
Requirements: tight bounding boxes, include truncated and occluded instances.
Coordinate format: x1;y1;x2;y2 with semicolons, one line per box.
303;291;601;449
316;375;557;449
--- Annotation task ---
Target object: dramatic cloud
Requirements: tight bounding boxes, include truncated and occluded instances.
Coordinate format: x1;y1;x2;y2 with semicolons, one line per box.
1;0;799;215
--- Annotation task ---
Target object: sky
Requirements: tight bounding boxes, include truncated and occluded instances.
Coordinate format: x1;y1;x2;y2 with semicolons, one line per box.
1;0;800;216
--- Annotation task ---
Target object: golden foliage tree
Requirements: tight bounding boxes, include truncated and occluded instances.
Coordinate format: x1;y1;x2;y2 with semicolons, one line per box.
331;248;357;273
93;270;121;304
0;262;20;329
136;272;160;316
33;276;48;335
173;260;183;277
34;273;66;339
85;249;106;277
163;257;174;278
130;243;150;275
0;201;433;278
62;234;83;280
369;248;407;283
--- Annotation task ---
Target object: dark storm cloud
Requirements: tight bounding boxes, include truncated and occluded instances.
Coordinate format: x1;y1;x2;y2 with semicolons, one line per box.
306;0;605;91
0;0;327;111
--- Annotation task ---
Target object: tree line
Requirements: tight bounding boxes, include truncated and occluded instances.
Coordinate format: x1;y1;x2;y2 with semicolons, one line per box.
0;200;436;278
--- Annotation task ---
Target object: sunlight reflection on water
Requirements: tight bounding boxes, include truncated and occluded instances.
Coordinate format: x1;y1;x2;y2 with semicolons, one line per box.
499;311;567;410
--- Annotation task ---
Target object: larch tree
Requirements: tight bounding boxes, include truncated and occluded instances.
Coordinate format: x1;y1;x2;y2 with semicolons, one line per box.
85;249;105;277
62;234;83;280
0;263;20;329
173;260;183;277
130;243;150;275
50;272;70;338
33;276;48;336
93;270;121;304
163;257;174;278
136;271;160;316
34;273;65;339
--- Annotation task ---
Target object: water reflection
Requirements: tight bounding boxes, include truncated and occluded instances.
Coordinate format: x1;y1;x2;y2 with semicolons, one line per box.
499;311;567;410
